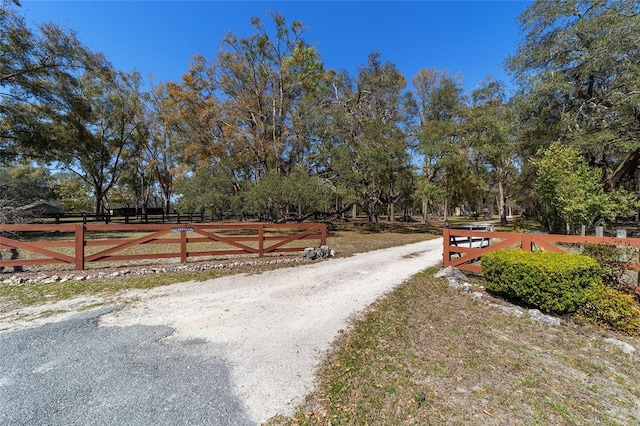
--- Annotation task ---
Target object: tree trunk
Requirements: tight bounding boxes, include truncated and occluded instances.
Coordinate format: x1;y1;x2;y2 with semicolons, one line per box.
351;204;357;220
497;180;507;226
421;197;428;224
605;148;640;190
388;201;396;223
367;199;379;223
94;184;105;215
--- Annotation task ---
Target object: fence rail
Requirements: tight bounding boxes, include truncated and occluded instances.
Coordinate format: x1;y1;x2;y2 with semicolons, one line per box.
443;229;640;274
0;222;327;271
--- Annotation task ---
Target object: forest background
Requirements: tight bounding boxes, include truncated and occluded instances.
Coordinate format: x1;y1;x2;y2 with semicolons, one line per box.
1;0;640;233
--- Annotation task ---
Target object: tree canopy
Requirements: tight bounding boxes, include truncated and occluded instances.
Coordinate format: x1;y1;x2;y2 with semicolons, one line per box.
1;1;639;230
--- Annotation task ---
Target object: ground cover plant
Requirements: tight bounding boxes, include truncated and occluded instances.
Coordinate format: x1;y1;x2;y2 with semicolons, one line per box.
266;268;640;425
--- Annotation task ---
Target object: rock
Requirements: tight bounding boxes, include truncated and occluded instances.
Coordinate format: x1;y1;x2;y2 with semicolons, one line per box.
303;247;318;260
449;281;471;293
604;338;636;354
434;266;467;283
319;245;331;258
470;291;483;301
528;309;561;326
490;304;524;316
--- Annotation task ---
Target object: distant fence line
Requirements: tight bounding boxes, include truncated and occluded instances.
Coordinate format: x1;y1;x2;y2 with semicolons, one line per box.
24;211;333;224
0;222;327;271
39;212;216;224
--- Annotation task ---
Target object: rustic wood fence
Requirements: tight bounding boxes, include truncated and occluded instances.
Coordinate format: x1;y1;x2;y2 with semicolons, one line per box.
0;223;327;271
444;228;640;274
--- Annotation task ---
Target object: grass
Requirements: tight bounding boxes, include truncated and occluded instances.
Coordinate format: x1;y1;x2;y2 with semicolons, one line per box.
265;268;640;426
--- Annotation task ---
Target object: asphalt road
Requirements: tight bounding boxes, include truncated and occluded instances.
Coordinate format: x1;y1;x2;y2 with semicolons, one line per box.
0;305;252;425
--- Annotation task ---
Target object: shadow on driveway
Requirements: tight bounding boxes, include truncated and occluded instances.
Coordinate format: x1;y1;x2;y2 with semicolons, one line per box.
0;306;252;426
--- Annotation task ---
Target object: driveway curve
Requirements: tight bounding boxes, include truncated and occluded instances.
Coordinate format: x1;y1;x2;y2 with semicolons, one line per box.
1;238;443;425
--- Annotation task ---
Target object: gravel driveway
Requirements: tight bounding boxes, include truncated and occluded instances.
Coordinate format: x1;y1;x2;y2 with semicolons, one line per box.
1;238;443;425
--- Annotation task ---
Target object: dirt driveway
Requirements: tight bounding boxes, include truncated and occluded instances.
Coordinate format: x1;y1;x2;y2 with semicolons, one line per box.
2;238;443;424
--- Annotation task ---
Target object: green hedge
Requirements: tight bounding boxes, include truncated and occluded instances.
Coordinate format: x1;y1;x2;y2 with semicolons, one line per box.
481;250;602;315
577;284;640;336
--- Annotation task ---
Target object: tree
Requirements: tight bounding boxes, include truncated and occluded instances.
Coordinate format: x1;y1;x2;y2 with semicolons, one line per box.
0;162;56;223
507;0;640;188
50;171;92;212
408;68;469;220
0;1;109;162
215;14;325;179
169;14;325;181
243;168;332;222
0;163;54;204
465;78;518;225
144;83;184;214
533;143;638;233
57;70;148;214
165;14;329;219
175;165;240;219
413;176;445;224
328;53;411;223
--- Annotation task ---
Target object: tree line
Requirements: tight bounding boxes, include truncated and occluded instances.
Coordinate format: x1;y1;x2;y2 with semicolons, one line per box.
1;0;639;231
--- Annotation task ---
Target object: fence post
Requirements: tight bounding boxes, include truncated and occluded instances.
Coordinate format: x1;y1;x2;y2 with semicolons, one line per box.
258;224;264;258
321;223;327;246
521;233;533;252
180;231;187;263
443;228;451;267
75;224;85;270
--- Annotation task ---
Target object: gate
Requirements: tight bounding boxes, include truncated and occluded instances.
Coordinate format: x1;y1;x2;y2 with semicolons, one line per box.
0;223;327;271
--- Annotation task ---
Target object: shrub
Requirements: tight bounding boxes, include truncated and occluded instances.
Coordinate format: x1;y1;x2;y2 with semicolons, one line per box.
576;284;640;336
482;250;602;315
580;243;630;291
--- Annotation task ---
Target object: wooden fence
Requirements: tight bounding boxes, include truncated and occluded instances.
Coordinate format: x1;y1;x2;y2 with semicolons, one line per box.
35;212;219;224
0;223;327;271
443;228;640;274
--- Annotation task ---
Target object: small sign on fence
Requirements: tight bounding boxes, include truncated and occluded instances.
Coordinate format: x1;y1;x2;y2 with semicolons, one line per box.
171;227;195;233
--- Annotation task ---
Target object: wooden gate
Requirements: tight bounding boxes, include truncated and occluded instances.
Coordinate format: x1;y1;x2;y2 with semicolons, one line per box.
443;228;640;274
0;222;327;271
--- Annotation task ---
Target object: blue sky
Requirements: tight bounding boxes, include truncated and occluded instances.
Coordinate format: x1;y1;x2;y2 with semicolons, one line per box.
21;1;532;94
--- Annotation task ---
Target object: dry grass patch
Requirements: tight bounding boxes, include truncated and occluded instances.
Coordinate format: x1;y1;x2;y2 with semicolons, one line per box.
266;267;640;426
328;221;439;257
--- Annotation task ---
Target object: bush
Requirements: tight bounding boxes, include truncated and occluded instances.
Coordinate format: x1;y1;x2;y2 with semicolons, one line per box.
482;250;602;315
580;243;629;291
576;284;640;336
